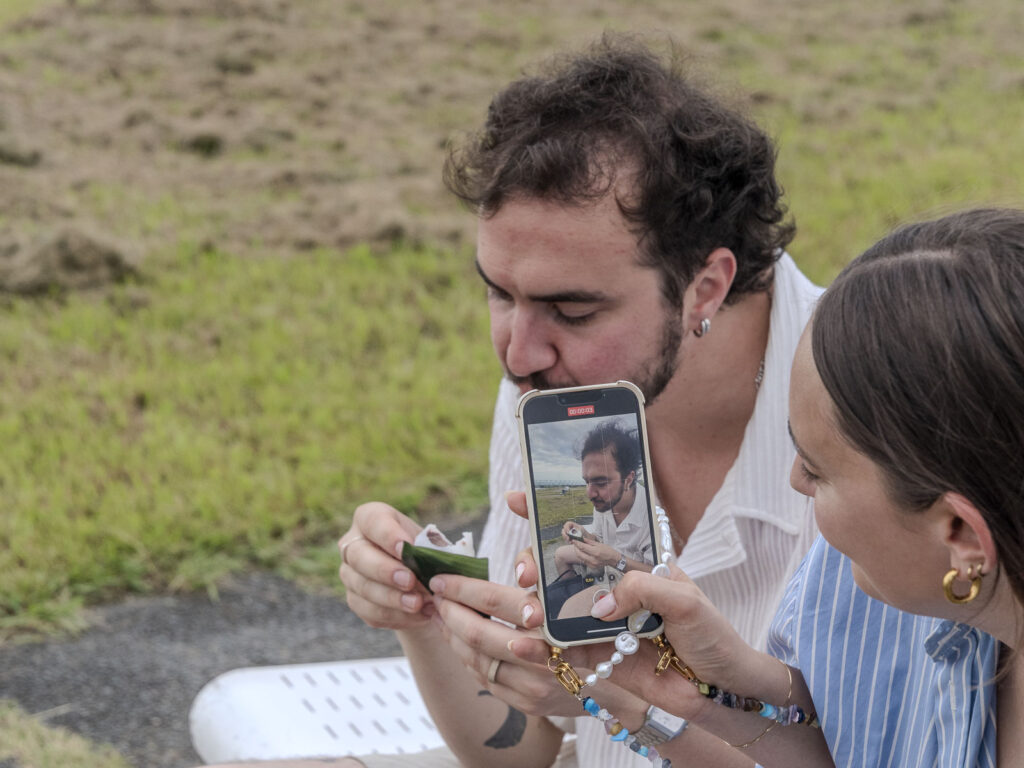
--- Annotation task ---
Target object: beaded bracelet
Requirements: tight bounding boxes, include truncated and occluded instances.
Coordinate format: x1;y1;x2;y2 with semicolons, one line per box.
683;656;820;731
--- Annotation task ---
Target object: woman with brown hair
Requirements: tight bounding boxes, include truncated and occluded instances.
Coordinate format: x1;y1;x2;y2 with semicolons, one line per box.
509;208;1022;766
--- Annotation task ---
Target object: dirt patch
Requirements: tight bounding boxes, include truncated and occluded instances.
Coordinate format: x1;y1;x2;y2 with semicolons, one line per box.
0;226;138;293
0;0;499;261
0;0;1018;271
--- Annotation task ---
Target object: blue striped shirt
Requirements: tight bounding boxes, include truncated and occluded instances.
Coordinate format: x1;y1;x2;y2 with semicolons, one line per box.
767;536;998;768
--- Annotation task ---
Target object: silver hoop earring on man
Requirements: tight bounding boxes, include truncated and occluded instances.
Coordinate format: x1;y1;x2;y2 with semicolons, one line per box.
694;317;711;338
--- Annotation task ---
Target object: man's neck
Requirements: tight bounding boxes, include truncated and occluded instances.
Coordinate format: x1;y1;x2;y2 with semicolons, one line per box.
611;487;636;525
646;290;772;540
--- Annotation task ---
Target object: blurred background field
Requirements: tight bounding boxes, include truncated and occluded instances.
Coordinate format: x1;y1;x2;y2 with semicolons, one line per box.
534;485;591;532
0;0;1022;647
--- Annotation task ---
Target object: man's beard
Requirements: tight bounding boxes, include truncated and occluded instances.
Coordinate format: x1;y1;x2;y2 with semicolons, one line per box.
591;481;626;512
506;310;683;405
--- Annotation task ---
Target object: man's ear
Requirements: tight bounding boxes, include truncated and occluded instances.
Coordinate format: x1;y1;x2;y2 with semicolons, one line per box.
940;492;998;576
624;470;636;490
684;247;737;330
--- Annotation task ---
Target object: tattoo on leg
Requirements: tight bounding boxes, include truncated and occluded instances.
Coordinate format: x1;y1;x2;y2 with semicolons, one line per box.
478;690;527;749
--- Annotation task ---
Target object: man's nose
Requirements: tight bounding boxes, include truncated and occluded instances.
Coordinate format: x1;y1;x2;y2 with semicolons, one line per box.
503;308;557;380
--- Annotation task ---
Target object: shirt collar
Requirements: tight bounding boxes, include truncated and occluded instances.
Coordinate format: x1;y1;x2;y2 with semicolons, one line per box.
730;253;820;534
676;255;820;578
593;486;648;531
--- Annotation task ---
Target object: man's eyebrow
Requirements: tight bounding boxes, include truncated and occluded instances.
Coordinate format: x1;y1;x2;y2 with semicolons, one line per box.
474;259;610;304
474;259;502;291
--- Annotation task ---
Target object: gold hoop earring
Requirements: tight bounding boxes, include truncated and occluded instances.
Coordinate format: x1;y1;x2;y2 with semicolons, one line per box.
942;567;982;605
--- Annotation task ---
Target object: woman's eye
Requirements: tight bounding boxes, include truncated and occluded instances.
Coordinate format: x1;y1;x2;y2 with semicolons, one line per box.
799;463;820;483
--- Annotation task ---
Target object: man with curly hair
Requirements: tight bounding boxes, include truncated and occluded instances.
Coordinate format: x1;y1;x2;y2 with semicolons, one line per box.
334;35;820;768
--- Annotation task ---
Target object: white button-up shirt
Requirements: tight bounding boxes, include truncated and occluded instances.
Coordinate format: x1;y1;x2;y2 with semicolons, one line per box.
478;254;823;767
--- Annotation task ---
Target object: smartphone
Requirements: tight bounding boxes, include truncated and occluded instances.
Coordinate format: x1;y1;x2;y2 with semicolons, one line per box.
516;381;664;647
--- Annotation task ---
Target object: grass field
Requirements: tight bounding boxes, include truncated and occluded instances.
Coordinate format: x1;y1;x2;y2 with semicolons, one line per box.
0;0;1022;642
0;699;131;768
534;485;592;531
2;0;1022;764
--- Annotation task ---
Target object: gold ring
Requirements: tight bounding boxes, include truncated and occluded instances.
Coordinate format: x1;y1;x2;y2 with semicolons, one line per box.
340;535;367;566
487;658;502;684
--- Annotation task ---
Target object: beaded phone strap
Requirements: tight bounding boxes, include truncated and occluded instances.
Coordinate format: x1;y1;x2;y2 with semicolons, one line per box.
547;507;818;763
549;632;819;762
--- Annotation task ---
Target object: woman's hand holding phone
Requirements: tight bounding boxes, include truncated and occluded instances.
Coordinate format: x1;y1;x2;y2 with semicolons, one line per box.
587;566;753;718
508;490;746;723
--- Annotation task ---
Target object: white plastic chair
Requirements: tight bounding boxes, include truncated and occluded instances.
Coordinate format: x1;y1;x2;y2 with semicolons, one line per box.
189;657;445;763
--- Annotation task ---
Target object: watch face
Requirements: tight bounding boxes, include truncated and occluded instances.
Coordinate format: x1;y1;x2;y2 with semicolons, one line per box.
649;708;687;732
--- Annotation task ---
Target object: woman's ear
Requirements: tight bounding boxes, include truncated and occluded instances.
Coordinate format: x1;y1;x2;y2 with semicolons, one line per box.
684;247;737;330
941;492;998;576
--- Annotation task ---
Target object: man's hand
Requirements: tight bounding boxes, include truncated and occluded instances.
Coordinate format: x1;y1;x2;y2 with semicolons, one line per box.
571;538;620;569
560;520;580;542
428;574;586;718
338;501;432;630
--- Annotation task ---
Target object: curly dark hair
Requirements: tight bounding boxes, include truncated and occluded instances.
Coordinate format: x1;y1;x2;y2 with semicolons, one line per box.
444;34;795;306
579;421;641;480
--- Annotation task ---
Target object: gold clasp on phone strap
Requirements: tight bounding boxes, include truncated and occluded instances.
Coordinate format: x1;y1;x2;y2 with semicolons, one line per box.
548;646;585;698
650;634;698;681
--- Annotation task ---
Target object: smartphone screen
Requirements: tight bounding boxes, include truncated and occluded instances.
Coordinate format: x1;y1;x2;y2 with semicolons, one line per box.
516;381;663;647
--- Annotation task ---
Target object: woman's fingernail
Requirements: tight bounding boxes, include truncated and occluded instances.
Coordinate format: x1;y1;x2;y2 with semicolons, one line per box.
515;562;526;585
522;604;534;625
591;593;617;618
395;541;406;559
393;570;413;589
507;639;516;653
429;576;446;594
400;593;419;611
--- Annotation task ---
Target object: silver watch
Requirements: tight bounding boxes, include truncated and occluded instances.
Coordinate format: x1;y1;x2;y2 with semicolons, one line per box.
633;704;689;746
615;554;628;572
